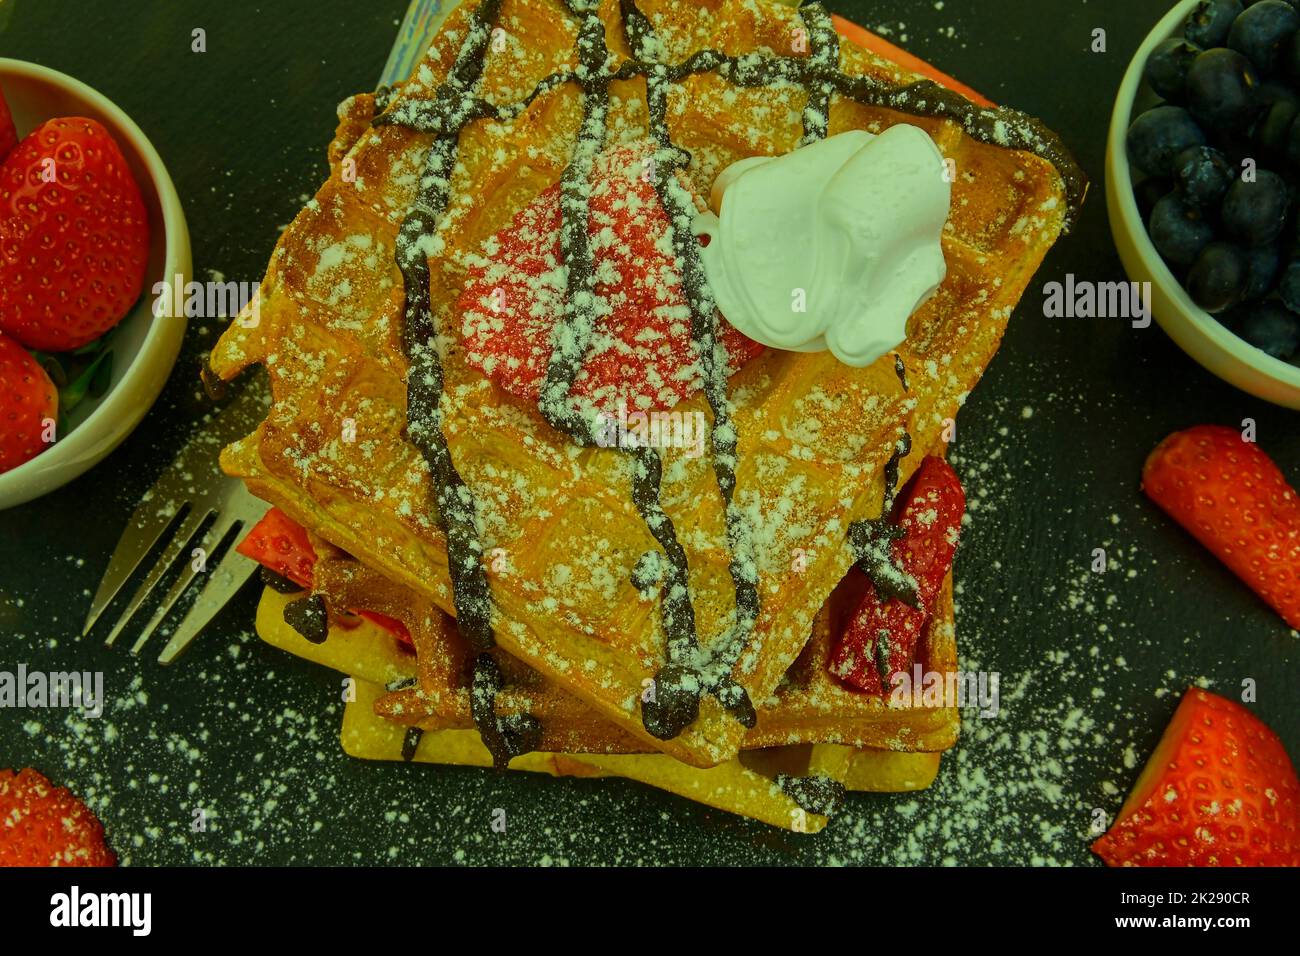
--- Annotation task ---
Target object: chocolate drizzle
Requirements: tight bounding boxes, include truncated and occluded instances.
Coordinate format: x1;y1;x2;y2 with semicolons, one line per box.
847;431;919;607
377;0;1085;759
284;594;329;644
471;655;542;770
874;631;892;686
881;431;913;512
200;354;230;401
374;85;397;116
385;0;541;769
401;726;423;762
615;0;779;737
775;773;846;817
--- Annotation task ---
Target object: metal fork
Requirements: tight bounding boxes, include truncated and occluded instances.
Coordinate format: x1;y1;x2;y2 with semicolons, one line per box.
83;383;270;663
85;0;452;663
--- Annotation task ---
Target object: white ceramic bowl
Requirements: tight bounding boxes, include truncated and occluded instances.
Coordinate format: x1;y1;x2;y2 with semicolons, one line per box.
0;59;190;509
1107;0;1300;409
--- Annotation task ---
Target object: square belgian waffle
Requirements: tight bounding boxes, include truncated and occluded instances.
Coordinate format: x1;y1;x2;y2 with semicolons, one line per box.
208;0;1081;767
250;581;945;832
252;533;956;755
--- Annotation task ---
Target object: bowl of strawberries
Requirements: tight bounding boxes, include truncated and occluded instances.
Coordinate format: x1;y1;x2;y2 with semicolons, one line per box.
0;58;189;509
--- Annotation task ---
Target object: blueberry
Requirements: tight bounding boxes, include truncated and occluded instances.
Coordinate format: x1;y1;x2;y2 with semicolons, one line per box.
1243;243;1282;299
1150;193;1215;266
1221;169;1289;244
1254;93;1300;150
1187;0;1245;47
1186;48;1262;130
1187;241;1249;311
1146;38;1202;100
1135;177;1175;221
1173;145;1234;206
1284;110;1300;163
1278;257;1300;309
1256;77;1299;103
1228;0;1300;73
1238;301;1300;356
1127;106;1207;176
1285;29;1300;80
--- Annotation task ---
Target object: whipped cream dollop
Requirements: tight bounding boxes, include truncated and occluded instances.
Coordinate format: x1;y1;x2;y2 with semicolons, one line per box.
695;126;951;368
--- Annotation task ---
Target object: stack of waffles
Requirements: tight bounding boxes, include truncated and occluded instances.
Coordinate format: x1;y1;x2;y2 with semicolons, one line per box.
209;0;1080;832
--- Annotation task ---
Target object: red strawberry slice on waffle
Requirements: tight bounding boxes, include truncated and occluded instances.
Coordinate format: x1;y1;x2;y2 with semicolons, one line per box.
237;508;412;646
457;141;764;417
1143;425;1300;630
831;456;965;694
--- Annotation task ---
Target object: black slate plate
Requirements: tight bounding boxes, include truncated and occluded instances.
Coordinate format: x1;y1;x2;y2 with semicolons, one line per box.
0;0;1295;866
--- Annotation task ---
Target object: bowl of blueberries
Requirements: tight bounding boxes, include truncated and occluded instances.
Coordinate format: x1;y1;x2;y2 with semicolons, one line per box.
1108;0;1300;408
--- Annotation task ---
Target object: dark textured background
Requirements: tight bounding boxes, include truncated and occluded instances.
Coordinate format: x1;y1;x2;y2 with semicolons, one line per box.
0;0;1295;866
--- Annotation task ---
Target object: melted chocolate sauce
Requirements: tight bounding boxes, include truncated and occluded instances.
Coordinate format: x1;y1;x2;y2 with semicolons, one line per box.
377;0;1085;758
200;355;230;401
374;85;397;116
284;594;329;644
881;431;913;512
776;773;846;817
470;654;542;770
383;0;538;769
847;430;920;608
402;727;423;762
874;631;893;686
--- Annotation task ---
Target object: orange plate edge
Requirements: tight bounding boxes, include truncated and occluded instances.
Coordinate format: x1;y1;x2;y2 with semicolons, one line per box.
833;14;995;108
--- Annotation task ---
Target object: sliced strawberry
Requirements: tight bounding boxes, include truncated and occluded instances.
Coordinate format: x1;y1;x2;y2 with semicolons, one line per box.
1143;425;1300;630
830;456;965;693
457;141;763;418
237;508;412;646
356;609;411;643
237;506;317;589
0;768;115;866
1093;688;1300;867
0;86;17;161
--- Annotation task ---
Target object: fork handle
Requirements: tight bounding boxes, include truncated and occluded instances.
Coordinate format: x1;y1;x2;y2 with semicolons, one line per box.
380;0;455;89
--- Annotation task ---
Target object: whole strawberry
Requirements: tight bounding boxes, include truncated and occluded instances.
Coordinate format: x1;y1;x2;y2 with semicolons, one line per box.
0;85;16;160
1093;688;1300;867
1143;425;1300;629
0;768;116;866
0;331;57;472
0;117;150;352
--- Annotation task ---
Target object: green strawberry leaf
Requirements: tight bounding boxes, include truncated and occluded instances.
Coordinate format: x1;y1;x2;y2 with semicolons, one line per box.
72;324;117;356
89;350;114;398
60;348;113;415
33;351;69;389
